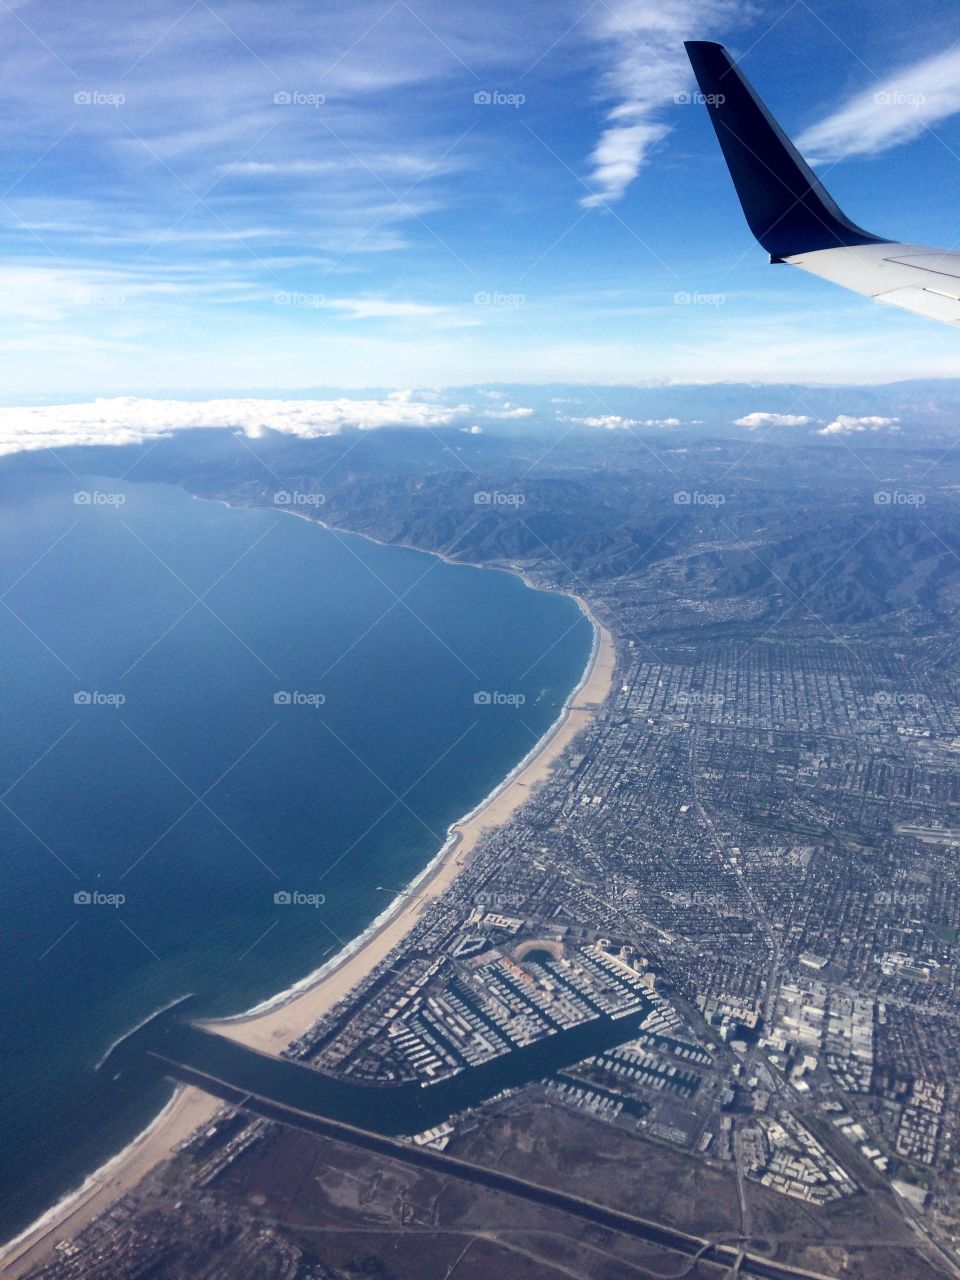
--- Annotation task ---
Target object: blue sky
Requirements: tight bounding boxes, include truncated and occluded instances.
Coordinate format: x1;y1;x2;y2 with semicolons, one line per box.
2;0;960;396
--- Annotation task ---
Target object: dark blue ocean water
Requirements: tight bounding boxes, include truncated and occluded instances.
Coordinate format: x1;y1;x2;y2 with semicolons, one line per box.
0;470;591;1241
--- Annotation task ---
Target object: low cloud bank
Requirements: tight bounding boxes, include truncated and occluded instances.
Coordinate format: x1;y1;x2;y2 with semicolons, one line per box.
817;415;900;436
0;393;502;456
734;412;812;428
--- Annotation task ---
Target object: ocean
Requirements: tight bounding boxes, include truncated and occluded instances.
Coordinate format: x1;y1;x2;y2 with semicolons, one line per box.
0;468;592;1242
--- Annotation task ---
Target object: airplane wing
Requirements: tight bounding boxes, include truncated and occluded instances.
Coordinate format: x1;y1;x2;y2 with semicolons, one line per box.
684;40;960;328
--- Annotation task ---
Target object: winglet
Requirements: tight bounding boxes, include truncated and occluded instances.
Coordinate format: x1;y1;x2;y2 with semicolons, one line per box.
684;41;888;258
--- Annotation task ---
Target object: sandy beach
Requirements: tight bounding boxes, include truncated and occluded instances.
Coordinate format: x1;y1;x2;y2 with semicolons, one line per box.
0;593;616;1279
0;1086;221;1278
207;600;615;1054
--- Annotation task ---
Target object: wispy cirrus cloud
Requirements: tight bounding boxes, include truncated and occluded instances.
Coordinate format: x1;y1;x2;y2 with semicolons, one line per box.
581;0;741;207
797;46;960;161
318;297;479;327
0;2;955;392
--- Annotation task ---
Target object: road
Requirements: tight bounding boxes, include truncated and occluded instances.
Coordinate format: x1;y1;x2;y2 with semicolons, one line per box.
153;1054;845;1280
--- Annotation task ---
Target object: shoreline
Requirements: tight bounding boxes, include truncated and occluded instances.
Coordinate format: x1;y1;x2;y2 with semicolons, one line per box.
0;1086;222;1278
203;590;613;1054
0;510;617;1277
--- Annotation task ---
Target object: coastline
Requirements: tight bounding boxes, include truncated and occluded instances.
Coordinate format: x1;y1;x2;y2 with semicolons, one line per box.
0;516;616;1277
203;594;614;1054
0;1086;221;1278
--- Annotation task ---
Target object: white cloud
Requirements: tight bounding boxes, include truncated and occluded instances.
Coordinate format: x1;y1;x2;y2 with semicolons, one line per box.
480;402;533;418
734;412;813;428
575;414;640;428
223;151;465;180
582;0;740;206
461;424;484;434
817;414;900;436
569;414;680;428
581;123;671;208
797;47;960;161
320;297;478;327
0;2;543;310
0;264;251;324
0;395;473;457
385;388;450;404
